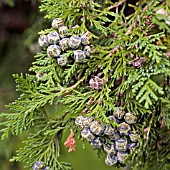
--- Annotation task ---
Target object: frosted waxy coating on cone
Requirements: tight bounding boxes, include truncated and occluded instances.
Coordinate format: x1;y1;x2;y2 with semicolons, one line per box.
84;45;95;57
90;120;104;135
105;154;117;166
84;45;91;57
75;116;84;128
118;122;131;136
38;35;49;47
81;128;95;141
91;137;102;149
32;161;44;170
82;117;94;128
103;143;117;154
74;108;139;167
74;50;86;63
127;143;137;153
47;31;60;44
104;124;115;136
114;107;125;119
110;131;120;141
109;115;120;124
52;18;64;29
59;26;68;38
129;131;139;142
59;38;69;51
117;151;129;164
115;138;127;151
57;55;67;66
81;31;93;45
124;112;137;124
69;35;81;49
47;45;61;57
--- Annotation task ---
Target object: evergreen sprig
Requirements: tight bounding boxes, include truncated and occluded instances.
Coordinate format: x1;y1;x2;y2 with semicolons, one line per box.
0;0;170;169
10;119;72;170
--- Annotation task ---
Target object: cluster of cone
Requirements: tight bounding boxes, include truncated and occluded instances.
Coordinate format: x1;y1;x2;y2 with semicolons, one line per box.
75;107;139;166
32;161;49;170
38;18;95;66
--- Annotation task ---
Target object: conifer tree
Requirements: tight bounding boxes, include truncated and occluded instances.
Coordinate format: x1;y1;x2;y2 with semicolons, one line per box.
1;0;170;169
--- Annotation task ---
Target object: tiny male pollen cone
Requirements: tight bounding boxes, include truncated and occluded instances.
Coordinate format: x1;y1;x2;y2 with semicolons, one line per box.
64;129;76;152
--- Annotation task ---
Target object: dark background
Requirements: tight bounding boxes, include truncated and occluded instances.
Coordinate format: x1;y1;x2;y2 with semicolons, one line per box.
0;1;39;169
0;0;38;112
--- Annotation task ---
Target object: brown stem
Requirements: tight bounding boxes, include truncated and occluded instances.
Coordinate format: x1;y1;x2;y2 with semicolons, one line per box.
142;2;153;12
107;45;119;57
108;0;126;11
125;23;134;35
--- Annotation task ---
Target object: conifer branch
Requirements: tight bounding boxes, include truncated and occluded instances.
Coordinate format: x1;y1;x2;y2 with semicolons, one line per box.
1;0;170;169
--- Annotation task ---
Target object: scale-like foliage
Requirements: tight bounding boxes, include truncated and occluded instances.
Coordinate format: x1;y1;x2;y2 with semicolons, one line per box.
0;0;170;169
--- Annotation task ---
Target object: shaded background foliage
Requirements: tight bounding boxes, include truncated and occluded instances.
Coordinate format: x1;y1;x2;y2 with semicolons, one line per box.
0;0;38;111
0;1;39;169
